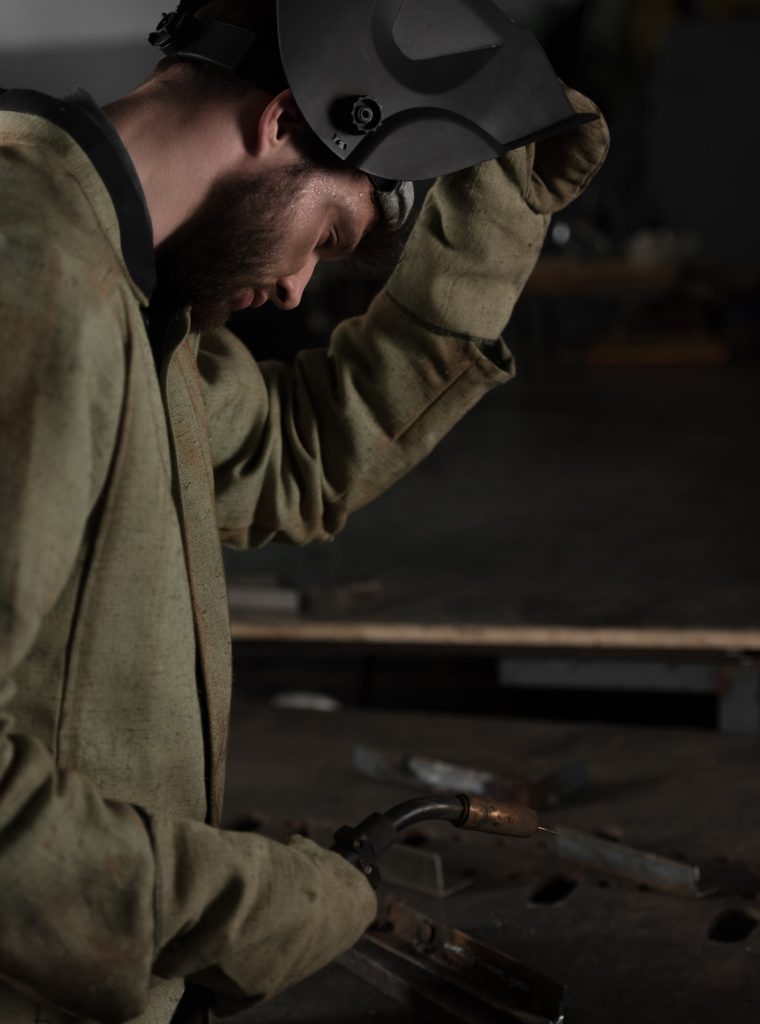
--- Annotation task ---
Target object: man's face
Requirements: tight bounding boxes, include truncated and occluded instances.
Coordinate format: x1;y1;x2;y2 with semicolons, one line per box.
154;159;377;331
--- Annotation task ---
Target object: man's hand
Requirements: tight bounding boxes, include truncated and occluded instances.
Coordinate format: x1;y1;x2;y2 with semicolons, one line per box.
385;86;610;344
151;822;377;1013
519;87;611;215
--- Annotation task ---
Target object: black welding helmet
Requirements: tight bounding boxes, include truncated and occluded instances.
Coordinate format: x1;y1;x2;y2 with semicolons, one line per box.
150;0;597;187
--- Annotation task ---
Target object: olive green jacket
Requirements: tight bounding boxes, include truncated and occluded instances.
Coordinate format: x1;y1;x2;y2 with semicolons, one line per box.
0;99;545;1022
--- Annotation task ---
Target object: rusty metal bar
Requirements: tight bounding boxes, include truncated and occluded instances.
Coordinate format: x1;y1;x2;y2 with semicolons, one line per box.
342;937;514;1024
340;943;515;1024
342;897;566;1024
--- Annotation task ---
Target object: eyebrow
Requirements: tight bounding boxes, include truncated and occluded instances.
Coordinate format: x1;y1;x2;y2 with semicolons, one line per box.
333;196;379;259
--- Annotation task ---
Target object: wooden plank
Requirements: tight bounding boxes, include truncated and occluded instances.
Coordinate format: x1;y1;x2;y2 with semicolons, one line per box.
231;619;760;655
524;258;681;296
586;341;730;368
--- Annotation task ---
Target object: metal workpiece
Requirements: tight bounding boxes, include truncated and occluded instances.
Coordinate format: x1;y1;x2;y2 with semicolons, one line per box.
353;744;587;809
224;707;760;1024
340;897;566;1024
554;827;760;899
372;839;475;898
458;795;539;839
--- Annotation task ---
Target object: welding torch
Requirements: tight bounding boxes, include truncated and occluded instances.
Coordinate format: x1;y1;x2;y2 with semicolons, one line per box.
332;794;551;888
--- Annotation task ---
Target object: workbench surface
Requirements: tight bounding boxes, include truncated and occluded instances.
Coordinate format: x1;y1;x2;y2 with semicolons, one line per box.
222;700;760;1024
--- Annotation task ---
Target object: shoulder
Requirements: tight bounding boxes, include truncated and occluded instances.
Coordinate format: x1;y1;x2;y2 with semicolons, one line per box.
0;167;128;473
0;144;128;381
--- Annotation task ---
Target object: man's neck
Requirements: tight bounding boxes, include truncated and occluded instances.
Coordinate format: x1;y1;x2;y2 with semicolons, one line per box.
103;82;258;247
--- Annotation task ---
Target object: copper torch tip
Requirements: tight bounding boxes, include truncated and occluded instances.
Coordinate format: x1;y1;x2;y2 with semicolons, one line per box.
457;796;540;838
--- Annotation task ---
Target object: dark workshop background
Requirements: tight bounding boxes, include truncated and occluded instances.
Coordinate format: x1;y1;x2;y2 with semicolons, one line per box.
4;7;760;1023
3;0;759;731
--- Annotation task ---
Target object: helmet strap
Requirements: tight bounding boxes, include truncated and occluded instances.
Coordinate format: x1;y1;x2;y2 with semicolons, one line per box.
149;8;288;96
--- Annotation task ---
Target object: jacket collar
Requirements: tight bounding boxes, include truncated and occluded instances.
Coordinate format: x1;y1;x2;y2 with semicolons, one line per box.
0;87;156;304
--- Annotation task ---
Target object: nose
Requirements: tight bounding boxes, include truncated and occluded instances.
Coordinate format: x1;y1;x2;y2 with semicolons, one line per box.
274;260;317;311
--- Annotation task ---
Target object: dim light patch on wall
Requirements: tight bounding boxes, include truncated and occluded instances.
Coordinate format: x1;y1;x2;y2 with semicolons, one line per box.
0;0;160;50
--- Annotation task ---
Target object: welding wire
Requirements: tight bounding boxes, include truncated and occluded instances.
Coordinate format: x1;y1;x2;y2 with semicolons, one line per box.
537;826;557;836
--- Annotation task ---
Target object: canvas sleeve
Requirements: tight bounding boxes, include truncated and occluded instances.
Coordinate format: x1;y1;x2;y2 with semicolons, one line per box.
200;294;516;550
0;687;375;1022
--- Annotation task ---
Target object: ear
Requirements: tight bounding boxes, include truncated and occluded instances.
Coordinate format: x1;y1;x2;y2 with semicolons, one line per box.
248;88;307;159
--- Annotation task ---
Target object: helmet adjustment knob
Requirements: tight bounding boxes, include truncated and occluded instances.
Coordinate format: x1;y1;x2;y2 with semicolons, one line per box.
332;96;384;136
351;96;383;133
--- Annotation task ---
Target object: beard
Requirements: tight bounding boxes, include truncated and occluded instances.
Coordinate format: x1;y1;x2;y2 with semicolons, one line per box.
153;161;314;332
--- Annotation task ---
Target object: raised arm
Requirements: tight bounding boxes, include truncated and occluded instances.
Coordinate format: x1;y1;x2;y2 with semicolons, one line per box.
202;89;609;550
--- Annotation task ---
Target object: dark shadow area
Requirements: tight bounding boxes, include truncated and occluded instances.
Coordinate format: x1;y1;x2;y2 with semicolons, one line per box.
530;876;580;905
233;649;722;728
708;909;758;944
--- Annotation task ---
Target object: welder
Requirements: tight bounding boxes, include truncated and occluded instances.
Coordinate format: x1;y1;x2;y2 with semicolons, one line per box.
0;2;609;1022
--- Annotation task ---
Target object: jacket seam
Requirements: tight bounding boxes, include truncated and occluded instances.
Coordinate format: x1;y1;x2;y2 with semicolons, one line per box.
53;333;133;762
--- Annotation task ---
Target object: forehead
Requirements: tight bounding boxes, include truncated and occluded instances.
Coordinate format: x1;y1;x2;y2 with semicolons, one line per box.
304;166;378;235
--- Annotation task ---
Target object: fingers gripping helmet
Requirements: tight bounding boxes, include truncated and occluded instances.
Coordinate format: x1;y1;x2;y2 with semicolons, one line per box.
149;0;597;188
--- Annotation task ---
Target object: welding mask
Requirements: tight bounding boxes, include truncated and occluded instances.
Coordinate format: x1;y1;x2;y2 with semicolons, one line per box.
149;0;597;188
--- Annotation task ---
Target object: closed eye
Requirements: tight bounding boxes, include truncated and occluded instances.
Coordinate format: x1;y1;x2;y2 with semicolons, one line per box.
320;228;355;261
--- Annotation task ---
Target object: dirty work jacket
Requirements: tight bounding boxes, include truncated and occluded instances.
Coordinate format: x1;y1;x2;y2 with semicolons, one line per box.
0;90;529;1024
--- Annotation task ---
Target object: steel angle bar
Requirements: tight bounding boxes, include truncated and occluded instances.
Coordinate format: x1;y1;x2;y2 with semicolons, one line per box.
341;943;532;1024
305;819;474;897
353;745;586;809
553;827;759;898
344;897;566;1024
381;842;473;897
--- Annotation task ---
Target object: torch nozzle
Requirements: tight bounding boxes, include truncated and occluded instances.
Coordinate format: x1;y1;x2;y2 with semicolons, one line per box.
455;794;539;839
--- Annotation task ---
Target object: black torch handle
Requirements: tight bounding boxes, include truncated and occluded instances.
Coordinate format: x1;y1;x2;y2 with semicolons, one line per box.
332;794;539;888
